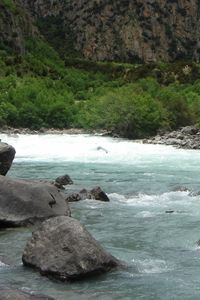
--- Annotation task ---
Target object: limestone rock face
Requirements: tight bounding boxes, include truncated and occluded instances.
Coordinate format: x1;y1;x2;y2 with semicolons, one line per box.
0;142;15;175
0;175;71;227
22;216;121;281
20;0;200;63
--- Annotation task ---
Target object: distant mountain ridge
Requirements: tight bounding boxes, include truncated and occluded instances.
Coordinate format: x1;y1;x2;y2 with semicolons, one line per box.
1;0;200;63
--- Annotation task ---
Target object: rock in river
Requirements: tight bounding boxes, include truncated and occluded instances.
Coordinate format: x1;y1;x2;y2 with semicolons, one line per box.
90;186;110;201
0;175;70;227
66;186;110;202
0;287;55;300
54;174;73;189
22;216;121;281
0;142;15;175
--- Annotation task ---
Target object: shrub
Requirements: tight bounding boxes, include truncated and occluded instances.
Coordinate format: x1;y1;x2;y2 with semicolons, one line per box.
77;83;166;138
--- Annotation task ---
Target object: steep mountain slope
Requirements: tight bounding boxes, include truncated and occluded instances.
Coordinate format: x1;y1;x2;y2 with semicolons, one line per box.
0;0;37;55
20;0;200;63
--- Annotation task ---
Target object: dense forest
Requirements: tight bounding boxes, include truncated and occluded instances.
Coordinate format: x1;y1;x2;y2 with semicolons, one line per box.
1;0;200;138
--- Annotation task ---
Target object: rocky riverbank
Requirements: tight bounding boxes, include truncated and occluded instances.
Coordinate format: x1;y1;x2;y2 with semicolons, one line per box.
2;125;200;150
0;126;110;136
143;125;200;149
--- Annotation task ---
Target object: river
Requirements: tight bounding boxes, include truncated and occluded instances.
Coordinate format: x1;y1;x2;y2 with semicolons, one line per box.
1;133;200;300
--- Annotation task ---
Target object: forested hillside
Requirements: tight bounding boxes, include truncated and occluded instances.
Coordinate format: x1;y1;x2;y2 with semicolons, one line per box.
1;0;200;138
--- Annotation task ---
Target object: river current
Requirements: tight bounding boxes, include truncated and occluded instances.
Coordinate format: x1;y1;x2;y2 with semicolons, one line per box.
1;134;200;300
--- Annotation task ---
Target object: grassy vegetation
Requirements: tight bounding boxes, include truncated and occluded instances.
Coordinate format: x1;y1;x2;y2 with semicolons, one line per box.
1;36;200;138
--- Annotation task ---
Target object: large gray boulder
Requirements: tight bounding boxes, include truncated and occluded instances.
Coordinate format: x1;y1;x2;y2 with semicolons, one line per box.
0;175;70;227
0;142;15;175
0;287;54;300
22;216;121;281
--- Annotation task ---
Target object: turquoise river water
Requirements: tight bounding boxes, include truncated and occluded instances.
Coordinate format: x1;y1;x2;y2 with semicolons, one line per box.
1;133;200;300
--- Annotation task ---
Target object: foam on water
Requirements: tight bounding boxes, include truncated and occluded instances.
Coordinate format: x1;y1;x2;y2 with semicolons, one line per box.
1;133;200;166
135;211;156;218
0;261;8;268
109;190;200;218
135;259;171;274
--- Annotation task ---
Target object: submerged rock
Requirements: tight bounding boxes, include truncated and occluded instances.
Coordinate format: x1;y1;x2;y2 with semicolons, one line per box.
66;186;110;202
0;142;16;175
90;186;110;201
0;175;70;227
0;287;55;300
0;255;12;266
65;192;82;202
22;216;121;281
54;174;73;189
189;191;200;197
172;186;189;192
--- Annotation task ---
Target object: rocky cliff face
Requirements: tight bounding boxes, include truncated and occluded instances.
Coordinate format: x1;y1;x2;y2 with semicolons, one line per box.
0;0;37;55
62;0;200;63
2;0;200;63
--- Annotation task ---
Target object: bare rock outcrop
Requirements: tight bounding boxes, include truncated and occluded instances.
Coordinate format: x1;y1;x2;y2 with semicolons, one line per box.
21;0;200;63
0;0;37;55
